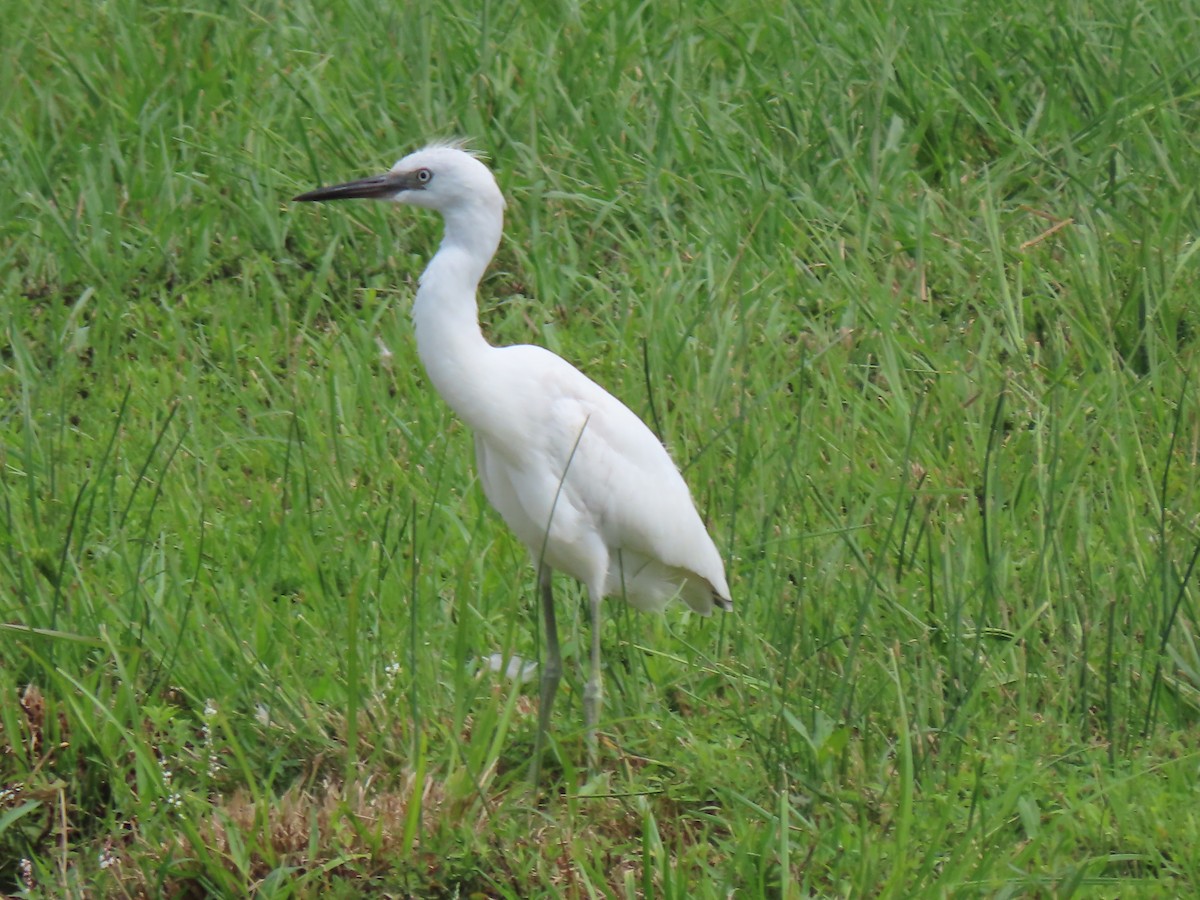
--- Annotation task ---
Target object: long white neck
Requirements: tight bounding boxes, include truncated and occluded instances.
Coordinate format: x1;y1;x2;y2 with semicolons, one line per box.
411;202;504;424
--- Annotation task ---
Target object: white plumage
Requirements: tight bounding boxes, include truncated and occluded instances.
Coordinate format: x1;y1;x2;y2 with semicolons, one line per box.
295;144;731;781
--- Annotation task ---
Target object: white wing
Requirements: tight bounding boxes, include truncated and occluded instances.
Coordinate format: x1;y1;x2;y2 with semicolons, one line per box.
472;345;730;614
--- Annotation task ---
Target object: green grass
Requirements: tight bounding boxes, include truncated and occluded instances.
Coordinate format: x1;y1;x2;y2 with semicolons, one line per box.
3;0;1200;894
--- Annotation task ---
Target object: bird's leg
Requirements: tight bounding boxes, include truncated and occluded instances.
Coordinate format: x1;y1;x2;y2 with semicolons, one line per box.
531;566;560;787
583;585;603;774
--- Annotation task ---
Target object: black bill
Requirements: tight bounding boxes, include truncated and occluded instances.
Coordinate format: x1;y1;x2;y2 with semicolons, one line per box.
293;171;418;203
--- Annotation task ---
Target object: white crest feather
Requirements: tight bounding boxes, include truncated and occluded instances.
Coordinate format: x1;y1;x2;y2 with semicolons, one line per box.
421;137;482;159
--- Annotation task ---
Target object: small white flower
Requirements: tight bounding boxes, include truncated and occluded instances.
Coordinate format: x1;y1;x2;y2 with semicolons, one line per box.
200;713;223;777
203;699;218;719
98;841;118;870
18;857;34;889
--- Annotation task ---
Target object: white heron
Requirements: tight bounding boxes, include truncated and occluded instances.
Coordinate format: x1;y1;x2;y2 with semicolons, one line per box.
294;144;732;783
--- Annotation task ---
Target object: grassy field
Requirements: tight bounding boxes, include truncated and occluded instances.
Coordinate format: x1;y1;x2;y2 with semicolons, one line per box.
3;0;1200;895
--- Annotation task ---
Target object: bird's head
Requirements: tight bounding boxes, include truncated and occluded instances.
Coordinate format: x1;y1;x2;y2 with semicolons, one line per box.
294;143;505;215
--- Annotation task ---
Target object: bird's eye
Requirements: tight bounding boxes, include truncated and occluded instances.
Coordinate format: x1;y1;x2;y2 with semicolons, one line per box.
416;168;432;184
